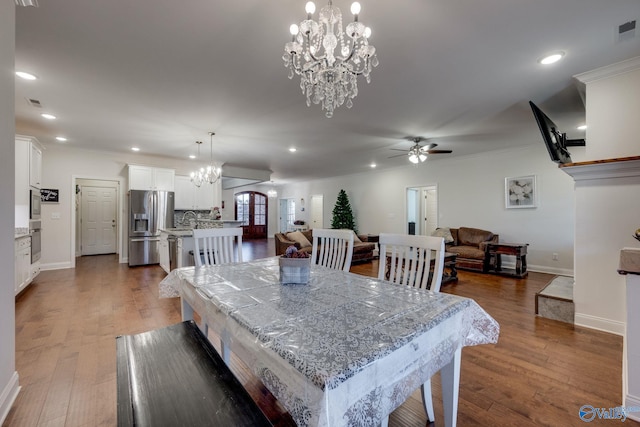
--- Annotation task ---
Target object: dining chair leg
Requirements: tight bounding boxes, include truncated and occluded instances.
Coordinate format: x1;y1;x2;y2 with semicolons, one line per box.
421;379;435;421
441;347;462;427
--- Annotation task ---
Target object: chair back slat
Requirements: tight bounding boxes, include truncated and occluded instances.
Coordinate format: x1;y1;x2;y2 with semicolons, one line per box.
311;229;354;272
378;233;445;292
192;228;243;267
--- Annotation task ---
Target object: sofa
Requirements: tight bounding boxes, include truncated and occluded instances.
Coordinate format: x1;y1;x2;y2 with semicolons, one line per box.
434;227;499;272
274;229;376;263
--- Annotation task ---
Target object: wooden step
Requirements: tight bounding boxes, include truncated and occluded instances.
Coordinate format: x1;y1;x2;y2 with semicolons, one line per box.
535;275;575;324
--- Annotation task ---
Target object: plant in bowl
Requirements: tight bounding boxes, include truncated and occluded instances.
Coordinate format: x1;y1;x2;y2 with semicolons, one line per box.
283;245;310;258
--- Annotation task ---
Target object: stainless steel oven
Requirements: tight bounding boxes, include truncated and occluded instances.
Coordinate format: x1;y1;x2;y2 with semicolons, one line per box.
30;189;41;219
30;220;41;263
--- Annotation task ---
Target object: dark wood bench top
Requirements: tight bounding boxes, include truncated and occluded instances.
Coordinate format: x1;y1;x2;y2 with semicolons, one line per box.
116;321;272;427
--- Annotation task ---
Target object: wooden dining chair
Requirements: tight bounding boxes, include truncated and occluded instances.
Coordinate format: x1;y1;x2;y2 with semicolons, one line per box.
192;227;243;267
311;229;354;272
377;233;445;424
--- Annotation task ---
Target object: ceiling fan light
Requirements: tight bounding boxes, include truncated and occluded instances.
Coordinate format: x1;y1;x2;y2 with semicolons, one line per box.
408;153;419;164
419;153;427;162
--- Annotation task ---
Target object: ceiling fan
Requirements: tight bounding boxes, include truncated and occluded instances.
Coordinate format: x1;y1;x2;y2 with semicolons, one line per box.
389;137;453;164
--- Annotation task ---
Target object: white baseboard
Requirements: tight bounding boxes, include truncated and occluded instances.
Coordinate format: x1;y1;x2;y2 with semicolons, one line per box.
501;261;573;277
575;312;625;336
0;372;20;425
625;393;640;422
40;261;72;271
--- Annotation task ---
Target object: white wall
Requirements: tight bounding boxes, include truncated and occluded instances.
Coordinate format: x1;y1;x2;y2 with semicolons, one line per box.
40;144;222;269
279;144;576;275
572;61;640;334
0;0;18;422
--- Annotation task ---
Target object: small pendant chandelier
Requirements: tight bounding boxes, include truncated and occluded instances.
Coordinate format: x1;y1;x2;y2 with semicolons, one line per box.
190;132;221;187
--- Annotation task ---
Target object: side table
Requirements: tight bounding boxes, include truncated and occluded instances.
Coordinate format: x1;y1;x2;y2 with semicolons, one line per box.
367;234;380;259
486;242;529;278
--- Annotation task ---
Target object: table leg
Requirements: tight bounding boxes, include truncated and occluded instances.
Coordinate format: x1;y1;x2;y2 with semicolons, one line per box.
181;297;208;337
441;347;462;427
181;297;194;321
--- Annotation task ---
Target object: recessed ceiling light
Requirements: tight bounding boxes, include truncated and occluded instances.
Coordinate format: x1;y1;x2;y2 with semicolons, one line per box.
55;136;67;142
370;163;377;168
538;52;565;65
16;71;37;80
189;154;196;159
131;147;140;152
41;113;56;120
289;147;297;152
577;125;587;131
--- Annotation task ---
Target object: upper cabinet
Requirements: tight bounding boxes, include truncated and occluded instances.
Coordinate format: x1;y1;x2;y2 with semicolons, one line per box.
128;165;175;191
29;143;43;189
16;135;43;191
174;175;220;210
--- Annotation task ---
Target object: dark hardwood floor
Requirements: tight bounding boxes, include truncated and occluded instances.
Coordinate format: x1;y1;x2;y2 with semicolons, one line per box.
5;238;635;426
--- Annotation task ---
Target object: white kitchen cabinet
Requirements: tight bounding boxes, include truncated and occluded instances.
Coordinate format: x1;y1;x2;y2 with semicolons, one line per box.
159;232;170;274
14;236;31;295
15;137;30;221
128;165;175;191
174;175;220;210
30;142;43;189
174;176;194;210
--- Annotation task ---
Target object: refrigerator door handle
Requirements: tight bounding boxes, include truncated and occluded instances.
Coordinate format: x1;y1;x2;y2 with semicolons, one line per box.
130;238;161;242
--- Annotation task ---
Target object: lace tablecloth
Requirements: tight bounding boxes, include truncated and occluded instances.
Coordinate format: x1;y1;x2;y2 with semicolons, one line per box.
160;257;499;426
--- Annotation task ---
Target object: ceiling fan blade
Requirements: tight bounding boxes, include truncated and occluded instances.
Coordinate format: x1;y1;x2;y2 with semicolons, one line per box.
389;148;408;152
387;153;408;159
427;149;453;154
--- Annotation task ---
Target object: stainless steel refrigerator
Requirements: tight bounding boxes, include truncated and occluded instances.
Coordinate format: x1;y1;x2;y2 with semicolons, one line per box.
128;190;174;266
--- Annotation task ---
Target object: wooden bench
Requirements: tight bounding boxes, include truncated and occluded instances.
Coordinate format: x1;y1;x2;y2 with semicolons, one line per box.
116;321;272;427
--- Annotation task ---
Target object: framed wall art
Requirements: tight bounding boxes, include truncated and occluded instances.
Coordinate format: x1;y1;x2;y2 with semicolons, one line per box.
505;175;536;209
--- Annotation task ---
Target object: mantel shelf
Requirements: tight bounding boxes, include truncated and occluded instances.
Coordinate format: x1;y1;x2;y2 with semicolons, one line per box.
559;156;640;181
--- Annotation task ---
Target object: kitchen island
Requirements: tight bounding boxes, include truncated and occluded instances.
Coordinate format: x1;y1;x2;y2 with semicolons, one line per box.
159;221;243;273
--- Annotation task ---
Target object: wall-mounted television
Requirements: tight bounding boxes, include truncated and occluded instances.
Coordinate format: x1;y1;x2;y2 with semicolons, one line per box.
529;101;585;164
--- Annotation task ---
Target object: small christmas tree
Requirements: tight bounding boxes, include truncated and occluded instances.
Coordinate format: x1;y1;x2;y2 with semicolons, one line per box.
331;189;357;233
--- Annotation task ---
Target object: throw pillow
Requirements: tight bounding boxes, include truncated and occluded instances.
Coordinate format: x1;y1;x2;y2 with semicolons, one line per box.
287;231;312;248
338;229;361;242
431;227;454;243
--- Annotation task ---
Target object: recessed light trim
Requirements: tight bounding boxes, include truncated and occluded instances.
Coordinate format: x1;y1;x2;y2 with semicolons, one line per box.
577;125;587;131
289;147;297;152
538;51;565;65
55;136;67;142
131;147;140;152
370;163;377;168
189;154;196;159
16;71;37;80
41;113;56;120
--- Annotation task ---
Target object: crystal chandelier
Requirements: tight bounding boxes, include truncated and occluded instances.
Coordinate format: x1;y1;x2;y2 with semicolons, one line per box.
408;145;428;164
283;1;379;118
190;132;221;187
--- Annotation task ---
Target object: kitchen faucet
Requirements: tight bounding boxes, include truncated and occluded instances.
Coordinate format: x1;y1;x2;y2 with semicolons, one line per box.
182;211;197;227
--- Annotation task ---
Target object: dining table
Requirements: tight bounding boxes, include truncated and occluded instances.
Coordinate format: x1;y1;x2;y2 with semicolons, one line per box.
159;257;499;427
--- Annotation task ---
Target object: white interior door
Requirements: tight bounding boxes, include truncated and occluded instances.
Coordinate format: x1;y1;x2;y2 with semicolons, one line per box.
81;186;117;255
279;199;288;232
407;185;438;236
423;187;438;235
310;195;323;229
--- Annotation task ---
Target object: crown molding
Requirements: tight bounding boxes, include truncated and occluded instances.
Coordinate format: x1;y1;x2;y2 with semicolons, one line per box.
574;56;640;84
